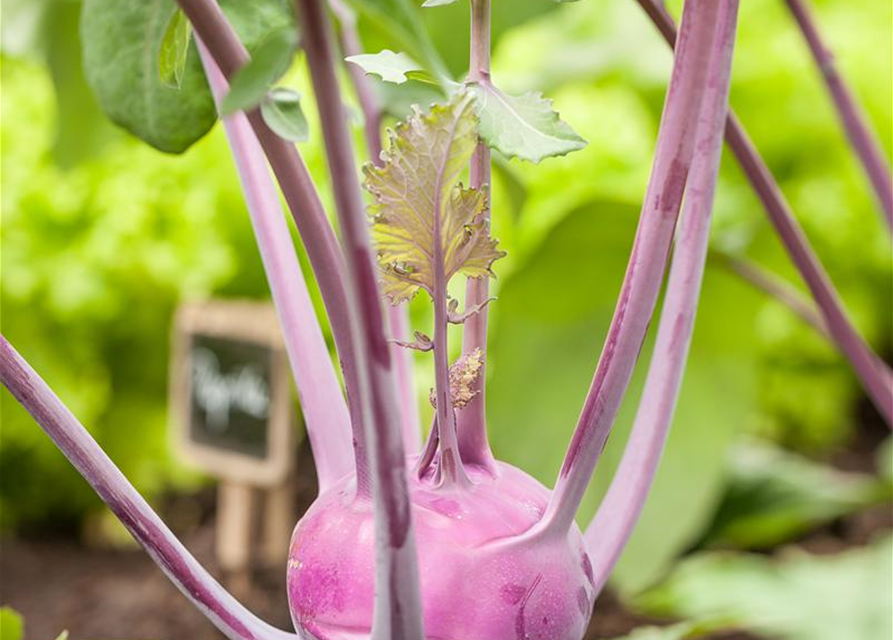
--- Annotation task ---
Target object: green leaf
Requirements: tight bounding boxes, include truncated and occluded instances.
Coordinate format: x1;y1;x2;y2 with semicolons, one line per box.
54;632;70;640
636;536;893;640
422;0;460;6
346;49;428;84
363;93;505;303
344;0;450;79
487;202;761;594
221;26;298;116
81;0;295;153
470;82;587;163
158;9;191;89
0;608;24;640
260;88;309;142
696;440;890;550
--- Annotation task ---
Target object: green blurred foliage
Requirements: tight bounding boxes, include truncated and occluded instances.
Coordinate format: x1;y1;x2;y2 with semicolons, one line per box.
0;0;890;600
635;535;893;640
695;440;891;550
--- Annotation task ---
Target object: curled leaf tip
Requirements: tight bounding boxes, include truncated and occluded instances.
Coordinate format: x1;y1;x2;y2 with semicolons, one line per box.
392;331;434;352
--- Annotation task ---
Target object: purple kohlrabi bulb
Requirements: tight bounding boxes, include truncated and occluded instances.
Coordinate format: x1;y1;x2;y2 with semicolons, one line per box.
287;460;594;640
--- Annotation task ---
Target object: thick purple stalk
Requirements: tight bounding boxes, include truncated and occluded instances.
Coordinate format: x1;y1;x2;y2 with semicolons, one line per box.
175;0;374;489
533;0;723;538
197;42;353;491
584;0;740;594
456;0;498;474
330;0;421;453
631;0;892;427
295;0;425;637
0;336;296;640
784;0;893;229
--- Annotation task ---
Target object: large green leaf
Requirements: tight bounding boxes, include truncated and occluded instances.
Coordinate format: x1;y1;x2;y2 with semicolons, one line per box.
695;440;891;550
487;201;761;594
636;536;893;640
81;0;295;153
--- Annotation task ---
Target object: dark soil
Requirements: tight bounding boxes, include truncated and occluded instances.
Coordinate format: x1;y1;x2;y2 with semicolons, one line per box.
1;435;887;640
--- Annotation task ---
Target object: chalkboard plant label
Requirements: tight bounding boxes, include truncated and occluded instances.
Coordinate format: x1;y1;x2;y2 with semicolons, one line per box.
171;300;294;486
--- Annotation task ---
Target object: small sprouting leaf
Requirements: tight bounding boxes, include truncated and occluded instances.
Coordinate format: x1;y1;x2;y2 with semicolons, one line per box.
429;348;484;409
260;88;309;142
469;82;587;163
364;92;506;304
158;9;191;89
346;49;429;85
447;295;496;324
394;331;434;352
221;26;298;116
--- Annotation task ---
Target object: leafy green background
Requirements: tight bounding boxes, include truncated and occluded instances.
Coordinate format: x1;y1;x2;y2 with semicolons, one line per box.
1;0;891;632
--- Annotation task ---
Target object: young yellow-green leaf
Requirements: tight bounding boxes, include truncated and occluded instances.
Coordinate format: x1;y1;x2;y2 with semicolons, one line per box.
364;92;505;304
221;26;298;116
158;9;191;89
346;49;427;85
54;632;70;640
470;82;587;163
260;88;309;142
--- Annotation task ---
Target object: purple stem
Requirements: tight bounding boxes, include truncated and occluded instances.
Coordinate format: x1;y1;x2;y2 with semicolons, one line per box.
783;0;893;229
631;0;893;428
456;0;498;474
584;0;740;594
431;122;470;487
197;42;354;491
175;0;374;489
295;0;425;637
0;336;297;640
533;0;723;538
330;0;421;454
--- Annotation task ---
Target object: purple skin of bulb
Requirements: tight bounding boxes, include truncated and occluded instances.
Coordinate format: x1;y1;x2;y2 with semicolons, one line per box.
286;461;594;640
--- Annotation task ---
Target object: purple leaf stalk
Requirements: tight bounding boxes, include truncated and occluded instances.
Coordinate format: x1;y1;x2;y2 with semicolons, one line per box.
783;0;893;229
2;0;889;639
328;0;421;453
630;0;893;428
585;0;740;591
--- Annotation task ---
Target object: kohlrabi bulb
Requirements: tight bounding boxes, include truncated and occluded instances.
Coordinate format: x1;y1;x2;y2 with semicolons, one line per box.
287;460;595;640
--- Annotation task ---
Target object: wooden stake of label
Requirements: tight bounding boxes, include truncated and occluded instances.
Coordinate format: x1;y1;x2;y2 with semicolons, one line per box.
170;300;300;585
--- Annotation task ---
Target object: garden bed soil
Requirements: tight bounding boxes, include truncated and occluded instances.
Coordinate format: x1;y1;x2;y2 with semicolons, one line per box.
2;425;888;640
